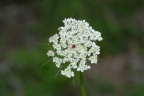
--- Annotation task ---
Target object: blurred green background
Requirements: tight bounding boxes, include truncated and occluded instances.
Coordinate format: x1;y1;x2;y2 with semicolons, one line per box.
0;0;144;96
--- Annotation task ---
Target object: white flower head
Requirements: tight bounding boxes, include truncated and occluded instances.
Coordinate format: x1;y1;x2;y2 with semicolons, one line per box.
47;18;102;78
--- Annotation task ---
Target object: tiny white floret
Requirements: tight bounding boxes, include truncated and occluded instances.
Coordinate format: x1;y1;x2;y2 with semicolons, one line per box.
47;50;54;57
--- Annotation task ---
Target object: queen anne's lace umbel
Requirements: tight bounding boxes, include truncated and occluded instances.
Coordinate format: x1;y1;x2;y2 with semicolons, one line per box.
47;18;102;78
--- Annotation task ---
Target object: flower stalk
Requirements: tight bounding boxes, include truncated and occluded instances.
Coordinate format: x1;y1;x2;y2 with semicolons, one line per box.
79;72;86;96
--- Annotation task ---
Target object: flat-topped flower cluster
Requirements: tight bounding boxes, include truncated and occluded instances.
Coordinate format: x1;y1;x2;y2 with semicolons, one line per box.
47;18;102;78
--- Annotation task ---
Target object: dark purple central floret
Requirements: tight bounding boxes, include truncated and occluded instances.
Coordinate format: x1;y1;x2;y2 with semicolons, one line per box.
72;44;76;49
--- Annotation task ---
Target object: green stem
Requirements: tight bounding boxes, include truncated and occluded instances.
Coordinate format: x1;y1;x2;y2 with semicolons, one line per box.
79;72;87;96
